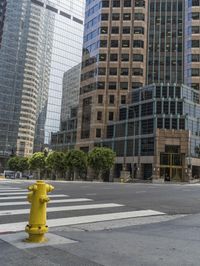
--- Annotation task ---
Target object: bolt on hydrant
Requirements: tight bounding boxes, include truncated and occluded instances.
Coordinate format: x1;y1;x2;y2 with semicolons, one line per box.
25;180;54;243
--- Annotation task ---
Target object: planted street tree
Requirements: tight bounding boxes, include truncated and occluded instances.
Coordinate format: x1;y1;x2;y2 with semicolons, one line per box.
17;157;29;174
7;156;20;172
46;151;65;180
29;152;46;179
88;147;116;180
64;149;87;180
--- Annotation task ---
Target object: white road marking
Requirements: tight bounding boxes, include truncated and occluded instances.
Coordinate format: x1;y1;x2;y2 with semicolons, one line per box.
0;190;27;193
135;191;147;194
0;203;123;216
0;198;92;207
0;192;29;195
0;188;21;190
0;194;68;200
0;210;165;233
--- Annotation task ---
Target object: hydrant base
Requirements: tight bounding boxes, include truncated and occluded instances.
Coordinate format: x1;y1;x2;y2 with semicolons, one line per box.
25;234;48;243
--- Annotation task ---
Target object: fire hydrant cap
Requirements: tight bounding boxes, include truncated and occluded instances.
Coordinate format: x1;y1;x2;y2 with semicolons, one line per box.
46;184;54;192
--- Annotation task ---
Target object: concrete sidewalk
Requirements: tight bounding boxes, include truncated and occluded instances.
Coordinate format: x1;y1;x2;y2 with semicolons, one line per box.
0;213;200;266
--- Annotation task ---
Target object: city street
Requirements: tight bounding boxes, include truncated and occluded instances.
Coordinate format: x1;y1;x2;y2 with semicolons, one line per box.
0;179;200;265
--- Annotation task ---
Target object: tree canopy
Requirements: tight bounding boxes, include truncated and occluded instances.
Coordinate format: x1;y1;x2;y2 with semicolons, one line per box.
64;149;87;179
87;147;115;179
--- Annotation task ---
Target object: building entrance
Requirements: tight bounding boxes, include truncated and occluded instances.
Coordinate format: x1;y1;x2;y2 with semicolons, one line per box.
160;146;184;181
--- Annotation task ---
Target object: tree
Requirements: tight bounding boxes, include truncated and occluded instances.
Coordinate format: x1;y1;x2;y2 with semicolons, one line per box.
88;147;116;180
7;157;20;172
7;156;29;177
17;157;29;173
46;151;65;180
29;152;46;179
64;149;87;180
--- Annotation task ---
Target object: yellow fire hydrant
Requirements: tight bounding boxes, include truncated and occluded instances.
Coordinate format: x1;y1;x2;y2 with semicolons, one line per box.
25;180;54;243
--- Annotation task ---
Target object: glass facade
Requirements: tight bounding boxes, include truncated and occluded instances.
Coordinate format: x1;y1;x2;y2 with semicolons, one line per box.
104;84;200;159
43;0;85;148
147;0;184;84
0;0;85;160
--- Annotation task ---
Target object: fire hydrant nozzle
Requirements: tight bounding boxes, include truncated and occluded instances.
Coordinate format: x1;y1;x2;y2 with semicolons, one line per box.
25;180;54;243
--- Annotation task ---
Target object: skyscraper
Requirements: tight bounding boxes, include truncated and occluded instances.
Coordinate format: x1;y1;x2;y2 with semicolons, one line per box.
0;0;84;169
76;0;148;151
76;0;200;181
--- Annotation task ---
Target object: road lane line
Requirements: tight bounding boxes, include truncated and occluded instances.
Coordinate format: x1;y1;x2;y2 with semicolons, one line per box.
0;203;123;216
0;190;27;193
0;194;68;200
0;198;92;207
0;210;165;233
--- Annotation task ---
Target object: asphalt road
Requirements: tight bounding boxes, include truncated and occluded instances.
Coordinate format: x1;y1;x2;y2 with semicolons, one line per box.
8;180;200;215
0;180;200;266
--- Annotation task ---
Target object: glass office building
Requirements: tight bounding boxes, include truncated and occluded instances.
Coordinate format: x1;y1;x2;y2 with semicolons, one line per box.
0;0;84;169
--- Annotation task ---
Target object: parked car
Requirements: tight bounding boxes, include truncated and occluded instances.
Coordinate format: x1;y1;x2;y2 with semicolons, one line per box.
3;170;15;179
22;174;33;180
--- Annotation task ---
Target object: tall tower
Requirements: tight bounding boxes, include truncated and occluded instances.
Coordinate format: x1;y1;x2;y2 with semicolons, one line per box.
0;0;85;167
76;0;148;151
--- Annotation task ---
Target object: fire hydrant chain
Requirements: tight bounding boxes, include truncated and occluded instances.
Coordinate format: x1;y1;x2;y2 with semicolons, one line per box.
25;180;54;243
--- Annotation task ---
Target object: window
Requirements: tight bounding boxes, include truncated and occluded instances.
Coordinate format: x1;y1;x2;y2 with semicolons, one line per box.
121;95;126;104
96;128;101;137
165;118;170;129
192;54;200;62
121;68;129;75
134;27;144;34
100;27;108;34
164;101;169;114
100;40;107;47
101;13;109;20
98;68;106;75
123;13;131;20
132;82;143;89
107;125;114;138
109;112;114;120
132;68;143;76
192;12;200;20
192;40;200;47
113;0;120;7
157;118;163;128
192;26;200;34
112;13;120;20
109;68;117;75
192;83;200;90
124;0;131;7
123;26;130;34
99;54;107;61
111;26;119;34
192;0;200;6
97;82;105;89
122;40;130;47
192;68;200;76
102;1;109;7
132;54;143;61
97;111;102;120
135;0;145;7
121;54;129;61
133;40;144;48
109;95;115;104
110;53;118;61
120;82;128;90
156;101;162;114
111;40;118;47
109;82;117;89
134;13;145;21
98;95;103;103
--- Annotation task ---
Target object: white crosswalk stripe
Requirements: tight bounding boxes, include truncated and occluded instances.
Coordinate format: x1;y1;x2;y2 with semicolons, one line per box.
0;194;69;200
0;185;166;234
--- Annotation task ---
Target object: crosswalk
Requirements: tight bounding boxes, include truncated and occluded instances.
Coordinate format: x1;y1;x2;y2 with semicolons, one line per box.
0;183;165;234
